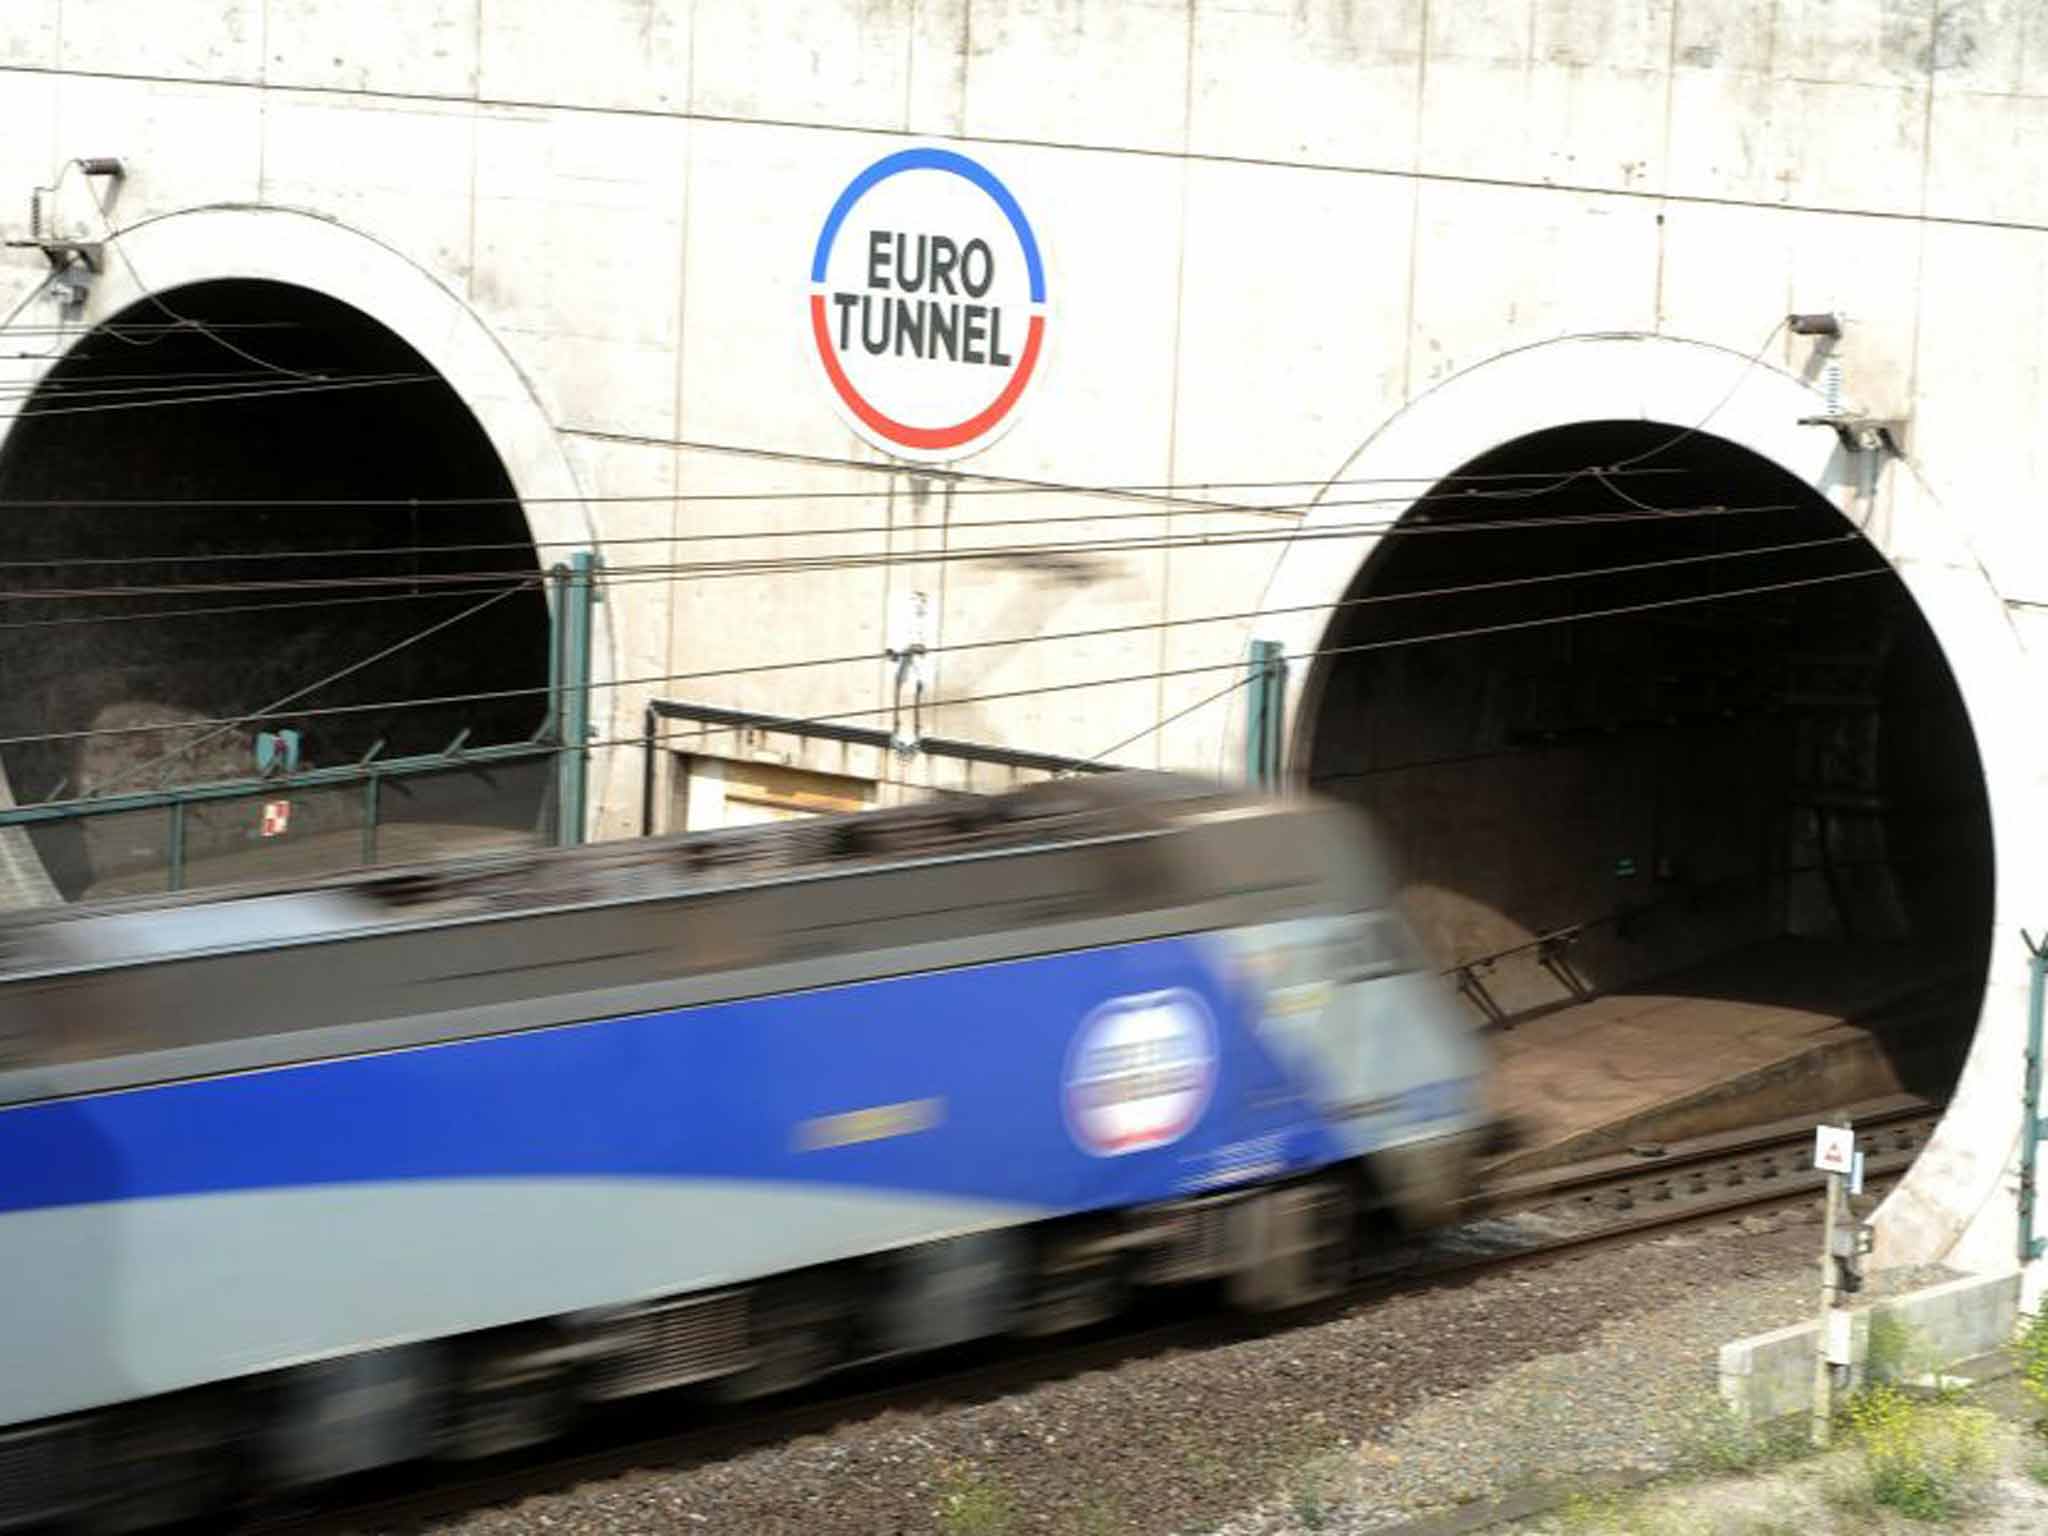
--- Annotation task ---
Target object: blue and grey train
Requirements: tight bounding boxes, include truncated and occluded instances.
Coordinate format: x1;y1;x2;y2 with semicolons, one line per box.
0;772;1490;1529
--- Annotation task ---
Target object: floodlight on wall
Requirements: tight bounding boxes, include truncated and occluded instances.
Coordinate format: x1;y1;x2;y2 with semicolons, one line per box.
8;156;124;278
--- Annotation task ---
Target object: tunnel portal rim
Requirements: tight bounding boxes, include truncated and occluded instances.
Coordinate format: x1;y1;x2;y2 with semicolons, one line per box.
0;204;618;835
1245;331;2024;1272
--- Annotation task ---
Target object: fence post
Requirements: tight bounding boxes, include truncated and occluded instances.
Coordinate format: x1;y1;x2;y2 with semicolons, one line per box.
554;552;596;847
1245;640;1287;789
2023;940;2046;1264
361;771;381;868
166;800;186;893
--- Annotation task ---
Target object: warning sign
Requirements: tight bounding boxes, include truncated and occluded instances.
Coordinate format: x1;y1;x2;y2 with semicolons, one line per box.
808;145;1048;462
1813;1124;1855;1174
259;800;291;838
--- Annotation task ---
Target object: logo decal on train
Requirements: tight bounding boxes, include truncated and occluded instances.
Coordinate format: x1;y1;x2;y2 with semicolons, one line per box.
808;145;1048;462
1062;989;1219;1157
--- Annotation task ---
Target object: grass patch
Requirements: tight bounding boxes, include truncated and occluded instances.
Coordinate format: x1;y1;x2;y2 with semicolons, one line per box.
935;1463;1015;1536
1548;1489;1714;1536
1060;1497;1127;1536
1865;1311;1920;1385
1835;1384;1995;1521
2021;1307;2048;1434
1280;1447;1354;1532
1676;1395;1816;1476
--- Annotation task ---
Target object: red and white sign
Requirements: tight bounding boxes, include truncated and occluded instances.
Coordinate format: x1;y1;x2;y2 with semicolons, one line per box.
808;145;1048;463
259;800;291;838
1063;990;1218;1157
1814;1124;1855;1174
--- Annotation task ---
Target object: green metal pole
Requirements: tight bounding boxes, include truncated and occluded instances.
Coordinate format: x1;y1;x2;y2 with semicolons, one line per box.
361;772;381;867
555;552;595;847
166;799;186;893
1244;640;1286;789
2023;945;2045;1263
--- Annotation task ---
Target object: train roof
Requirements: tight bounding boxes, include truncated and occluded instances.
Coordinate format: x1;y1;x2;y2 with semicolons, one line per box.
0;772;1335;979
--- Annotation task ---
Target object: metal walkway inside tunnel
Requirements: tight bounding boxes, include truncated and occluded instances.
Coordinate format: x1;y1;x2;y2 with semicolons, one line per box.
1479;936;1978;1176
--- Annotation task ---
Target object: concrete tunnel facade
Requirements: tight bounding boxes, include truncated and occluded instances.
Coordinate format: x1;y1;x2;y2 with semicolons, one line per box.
0;1;2045;1292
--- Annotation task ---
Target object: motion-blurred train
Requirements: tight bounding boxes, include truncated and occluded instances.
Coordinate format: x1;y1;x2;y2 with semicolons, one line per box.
0;773;1490;1530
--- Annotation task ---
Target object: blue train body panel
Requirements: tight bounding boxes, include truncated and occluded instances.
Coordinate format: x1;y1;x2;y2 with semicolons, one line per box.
0;923;1484;1428
3;933;1340;1218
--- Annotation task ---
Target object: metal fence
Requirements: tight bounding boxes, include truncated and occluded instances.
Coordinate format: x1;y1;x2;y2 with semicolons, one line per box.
0;554;596;898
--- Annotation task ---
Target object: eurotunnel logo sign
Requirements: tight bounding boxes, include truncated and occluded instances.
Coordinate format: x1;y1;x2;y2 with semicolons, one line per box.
808;146;1048;462
1063;990;1219;1157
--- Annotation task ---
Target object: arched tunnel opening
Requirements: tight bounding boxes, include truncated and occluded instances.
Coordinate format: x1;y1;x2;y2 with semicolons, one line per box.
1304;422;1992;1168
0;279;552;901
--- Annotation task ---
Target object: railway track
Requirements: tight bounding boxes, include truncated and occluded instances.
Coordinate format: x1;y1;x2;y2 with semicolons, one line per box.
248;1094;1941;1534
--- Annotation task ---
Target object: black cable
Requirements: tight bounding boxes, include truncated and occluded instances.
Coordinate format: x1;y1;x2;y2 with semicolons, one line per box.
547;566;1904;770
0;484;1763;574
0;584;537;634
0;547;1882;754
0;502;1805;603
0;373;437;421
0;464;1694;509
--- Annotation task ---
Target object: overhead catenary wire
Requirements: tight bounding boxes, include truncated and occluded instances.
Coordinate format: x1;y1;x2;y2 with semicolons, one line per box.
0;511;1851;632
1238;318;1807;629
0;501;1808;604
0;484;1772;574
1082;672;1258;768
543;564;1903;771
0;464;1695;509
0;372;438;422
0;538;1883;755
0;371;423;407
0;584;542;634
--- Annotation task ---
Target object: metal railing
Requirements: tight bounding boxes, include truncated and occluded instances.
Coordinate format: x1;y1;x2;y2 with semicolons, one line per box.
637;697;1116;836
0;554;597;895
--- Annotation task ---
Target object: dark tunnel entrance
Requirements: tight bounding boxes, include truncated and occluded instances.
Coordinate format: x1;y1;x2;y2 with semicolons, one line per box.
1303;423;1992;1166
0;280;552;901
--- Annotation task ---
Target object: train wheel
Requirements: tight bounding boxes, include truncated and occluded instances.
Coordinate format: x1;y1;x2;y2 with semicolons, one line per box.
713;1283;843;1403
1228;1179;1353;1312
1014;1257;1127;1338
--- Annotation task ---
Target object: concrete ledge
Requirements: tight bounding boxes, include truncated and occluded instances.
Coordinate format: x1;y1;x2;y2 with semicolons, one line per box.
1719;1270;2022;1423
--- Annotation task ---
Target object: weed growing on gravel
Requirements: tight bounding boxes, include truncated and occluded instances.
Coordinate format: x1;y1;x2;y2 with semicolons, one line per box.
1279;1447;1354;1532
1061;1497;1126;1536
1548;1489;1711;1536
1865;1311;1919;1384
1676;1395;1813;1475
1865;1315;1970;1405
935;1463;1015;1536
1554;1489;1627;1533
2019;1307;2048;1433
1836;1384;1994;1521
1182;1446;1232;1495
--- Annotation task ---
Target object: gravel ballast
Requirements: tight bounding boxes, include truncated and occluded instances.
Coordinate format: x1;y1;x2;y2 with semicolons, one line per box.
416;1202;1951;1536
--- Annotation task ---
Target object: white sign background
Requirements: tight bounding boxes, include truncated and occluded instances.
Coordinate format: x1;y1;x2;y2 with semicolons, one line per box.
808;146;1049;464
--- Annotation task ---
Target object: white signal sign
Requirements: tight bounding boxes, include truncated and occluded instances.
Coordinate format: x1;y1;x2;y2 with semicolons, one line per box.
1813;1124;1855;1174
259;800;292;838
